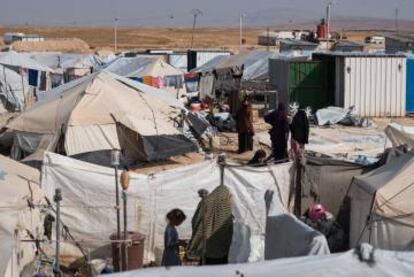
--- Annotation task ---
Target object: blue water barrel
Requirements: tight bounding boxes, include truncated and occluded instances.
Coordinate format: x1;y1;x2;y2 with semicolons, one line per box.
407;59;414;113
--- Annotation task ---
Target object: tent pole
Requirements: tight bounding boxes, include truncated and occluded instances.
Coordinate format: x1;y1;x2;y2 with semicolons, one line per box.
122;191;128;270
21;71;26;111
53;189;62;277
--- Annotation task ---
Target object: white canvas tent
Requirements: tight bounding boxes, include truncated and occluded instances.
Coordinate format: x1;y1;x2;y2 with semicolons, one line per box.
104;245;414;277
349;150;414;250
0;51;53;72
0;155;44;277
6;71;196;165
104;56;187;101
40;152;324;264
0;64;28;112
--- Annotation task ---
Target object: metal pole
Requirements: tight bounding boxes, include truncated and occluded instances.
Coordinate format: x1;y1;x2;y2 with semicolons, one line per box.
266;27;270;52
122;191;128;270
218;153;226;186
201;197;207;265
326;2;332;40
191;14;197;49
53;189;62;277
395;8;399;34
294;157;302;217
114;17;119;52
114;165;122;271
239;13;243;51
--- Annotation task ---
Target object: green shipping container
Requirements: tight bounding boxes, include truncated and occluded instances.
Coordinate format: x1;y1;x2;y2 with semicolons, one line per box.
269;59;334;111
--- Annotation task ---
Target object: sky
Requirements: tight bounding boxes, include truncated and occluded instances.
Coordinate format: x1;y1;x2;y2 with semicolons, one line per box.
0;0;412;27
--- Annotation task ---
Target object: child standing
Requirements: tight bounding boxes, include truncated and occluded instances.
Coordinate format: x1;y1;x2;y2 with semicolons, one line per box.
161;209;187;266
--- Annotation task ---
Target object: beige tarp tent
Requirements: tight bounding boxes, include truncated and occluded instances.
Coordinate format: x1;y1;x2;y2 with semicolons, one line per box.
6;71;196;165
349;150;414;250
0;155;44;277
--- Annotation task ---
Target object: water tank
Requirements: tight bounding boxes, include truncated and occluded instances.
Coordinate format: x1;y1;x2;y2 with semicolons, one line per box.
317;22;328;39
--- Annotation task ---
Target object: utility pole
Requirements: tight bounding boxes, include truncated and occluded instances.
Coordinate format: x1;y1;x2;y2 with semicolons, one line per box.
190;9;203;49
266;27;270;52
395;8;399;34
326;2;332;40
114;17;119;52
239;13;246;51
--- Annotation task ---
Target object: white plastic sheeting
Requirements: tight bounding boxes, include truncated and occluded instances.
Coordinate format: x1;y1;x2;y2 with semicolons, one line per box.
385;123;414;148
41;152;294;264
0;64;28;112
265;214;330;259
104;56;183;78
257;126;387;163
0;155;44;277
103;245;414;277
0;51;53;72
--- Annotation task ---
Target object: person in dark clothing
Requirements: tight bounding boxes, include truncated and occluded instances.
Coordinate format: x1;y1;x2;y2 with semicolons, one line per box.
236;97;254;153
264;103;289;162
290;109;310;159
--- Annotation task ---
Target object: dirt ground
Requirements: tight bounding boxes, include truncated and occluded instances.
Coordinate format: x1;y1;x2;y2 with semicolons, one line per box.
0;26;377;52
0;26;264;52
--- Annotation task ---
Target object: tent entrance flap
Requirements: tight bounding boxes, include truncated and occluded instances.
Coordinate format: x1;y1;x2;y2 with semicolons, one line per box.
117;123;198;162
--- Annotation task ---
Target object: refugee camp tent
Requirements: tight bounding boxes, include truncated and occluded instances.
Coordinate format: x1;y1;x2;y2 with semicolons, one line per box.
0;155;44;277
303;156;371;216
6;71;196;166
104;244;414;277
104;56;187;101
41;152;297;264
0;51;53;72
28;52;104;83
349;150;414;250
0;51;54;92
0;64;28;112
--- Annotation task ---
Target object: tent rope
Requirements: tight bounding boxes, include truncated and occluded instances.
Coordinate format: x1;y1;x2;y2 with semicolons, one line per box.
375;181;414;210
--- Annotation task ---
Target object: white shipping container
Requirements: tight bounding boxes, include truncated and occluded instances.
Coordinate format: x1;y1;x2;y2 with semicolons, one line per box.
196;51;231;68
335;56;406;117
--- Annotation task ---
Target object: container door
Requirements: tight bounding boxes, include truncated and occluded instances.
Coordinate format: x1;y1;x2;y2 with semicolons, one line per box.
407;59;414;113
288;61;333;111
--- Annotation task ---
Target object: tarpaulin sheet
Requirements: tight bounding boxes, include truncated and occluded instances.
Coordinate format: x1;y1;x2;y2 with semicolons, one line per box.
104;245;414;277
0;155;44;277
41;152;293;264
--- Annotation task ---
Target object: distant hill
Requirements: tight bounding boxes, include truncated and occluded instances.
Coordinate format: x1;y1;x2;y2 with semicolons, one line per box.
245;10;414;31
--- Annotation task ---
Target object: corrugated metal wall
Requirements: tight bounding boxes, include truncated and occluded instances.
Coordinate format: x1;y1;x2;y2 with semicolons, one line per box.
339;57;406;117
407;59;414;113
